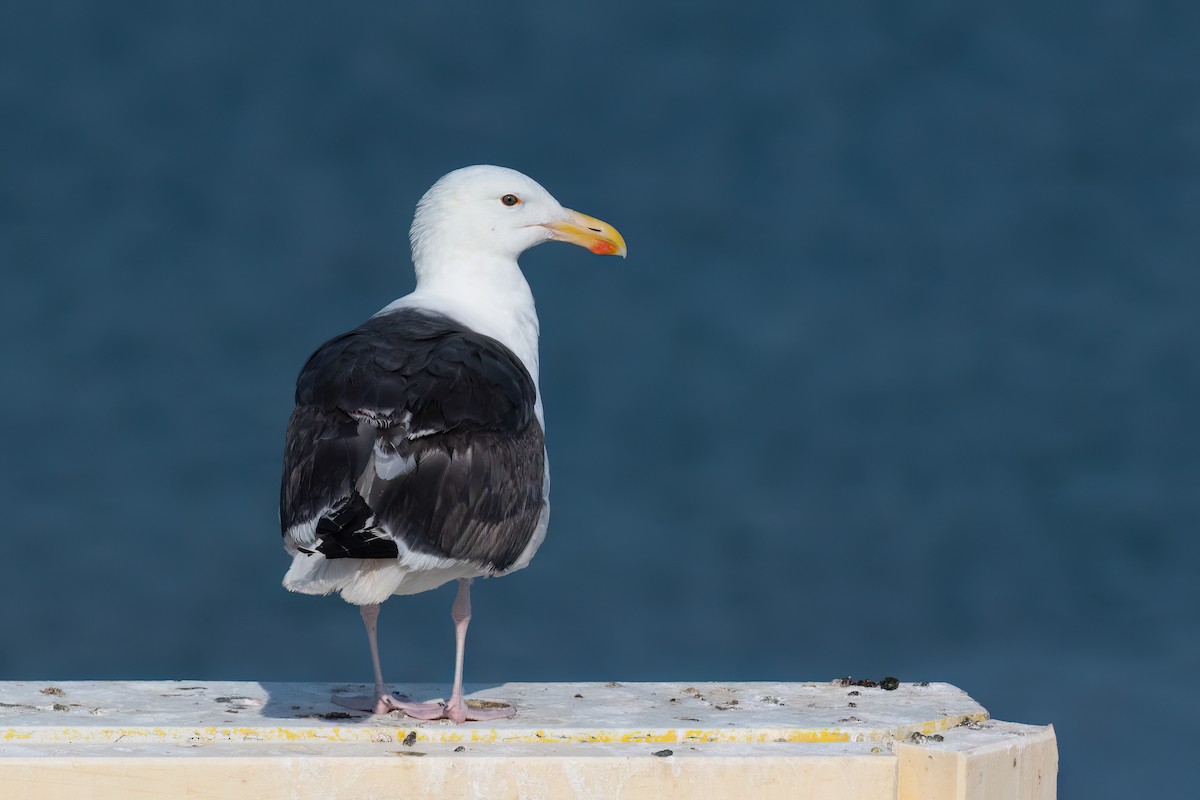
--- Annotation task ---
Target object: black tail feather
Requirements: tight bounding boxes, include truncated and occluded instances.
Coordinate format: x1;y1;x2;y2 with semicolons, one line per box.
314;494;400;559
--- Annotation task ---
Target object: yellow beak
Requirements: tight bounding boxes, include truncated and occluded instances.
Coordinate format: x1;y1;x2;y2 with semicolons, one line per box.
544;209;628;258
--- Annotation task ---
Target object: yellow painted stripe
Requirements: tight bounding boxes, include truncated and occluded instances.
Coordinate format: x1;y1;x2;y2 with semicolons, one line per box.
1;712;989;746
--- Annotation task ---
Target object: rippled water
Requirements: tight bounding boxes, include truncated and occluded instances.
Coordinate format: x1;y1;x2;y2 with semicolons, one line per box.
2;3;1197;797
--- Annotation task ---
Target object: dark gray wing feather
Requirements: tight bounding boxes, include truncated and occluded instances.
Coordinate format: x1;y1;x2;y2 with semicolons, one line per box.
280;309;545;572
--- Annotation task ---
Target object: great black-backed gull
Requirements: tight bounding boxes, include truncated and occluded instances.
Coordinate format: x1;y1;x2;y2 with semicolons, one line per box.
280;165;626;722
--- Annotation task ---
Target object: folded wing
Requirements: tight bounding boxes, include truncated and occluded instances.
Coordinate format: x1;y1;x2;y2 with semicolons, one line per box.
280;309;545;573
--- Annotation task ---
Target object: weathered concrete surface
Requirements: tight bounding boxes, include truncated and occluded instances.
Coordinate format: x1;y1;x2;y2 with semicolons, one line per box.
0;680;987;744
0;681;1055;799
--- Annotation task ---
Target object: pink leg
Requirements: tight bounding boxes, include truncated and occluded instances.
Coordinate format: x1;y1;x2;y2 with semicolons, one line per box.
399;579;516;723
331;604;442;717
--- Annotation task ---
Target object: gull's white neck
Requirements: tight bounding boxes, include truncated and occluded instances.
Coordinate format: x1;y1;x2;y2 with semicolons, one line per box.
377;253;542;398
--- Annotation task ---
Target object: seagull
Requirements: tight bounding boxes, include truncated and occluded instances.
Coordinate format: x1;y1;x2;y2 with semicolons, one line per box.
279;165;626;722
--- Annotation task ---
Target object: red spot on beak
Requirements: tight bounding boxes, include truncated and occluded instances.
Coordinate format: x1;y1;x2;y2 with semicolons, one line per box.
590;240;618;255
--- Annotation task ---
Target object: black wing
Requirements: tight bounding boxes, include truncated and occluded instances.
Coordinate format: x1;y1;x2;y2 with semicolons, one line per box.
280;308;545;572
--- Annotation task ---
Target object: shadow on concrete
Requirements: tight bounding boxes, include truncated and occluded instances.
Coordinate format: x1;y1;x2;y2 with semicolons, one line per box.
256;680;511;724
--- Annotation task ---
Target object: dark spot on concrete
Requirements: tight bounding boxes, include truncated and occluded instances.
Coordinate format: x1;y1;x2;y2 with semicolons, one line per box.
40;687;65;697
848;702;857;708
652;749;673;757
880;676;900;691
393;751;425;757
916;681;930;687
176;687;205;691
669;697;677;702
52;703;69;712
679;717;699;722
909;732;945;744
574;694;583;699
214;697;233;703
848;691;860;696
605;682;622;688
454;745;466;753
323;711;354;720
402;731;417;747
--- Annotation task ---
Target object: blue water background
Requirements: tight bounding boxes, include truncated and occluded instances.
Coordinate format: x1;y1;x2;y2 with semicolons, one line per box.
2;3;1198;797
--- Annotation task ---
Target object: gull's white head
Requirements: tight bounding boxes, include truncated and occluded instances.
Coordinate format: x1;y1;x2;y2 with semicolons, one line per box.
409;165;627;274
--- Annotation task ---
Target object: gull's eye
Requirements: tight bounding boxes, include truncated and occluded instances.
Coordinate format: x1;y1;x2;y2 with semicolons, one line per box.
500;194;521;207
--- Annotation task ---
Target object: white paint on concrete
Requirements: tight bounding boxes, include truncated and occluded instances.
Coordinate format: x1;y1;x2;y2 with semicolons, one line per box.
0;680;986;744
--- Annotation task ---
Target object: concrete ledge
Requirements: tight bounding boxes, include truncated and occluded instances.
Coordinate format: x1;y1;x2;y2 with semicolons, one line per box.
896;721;1058;800
0;681;1056;799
